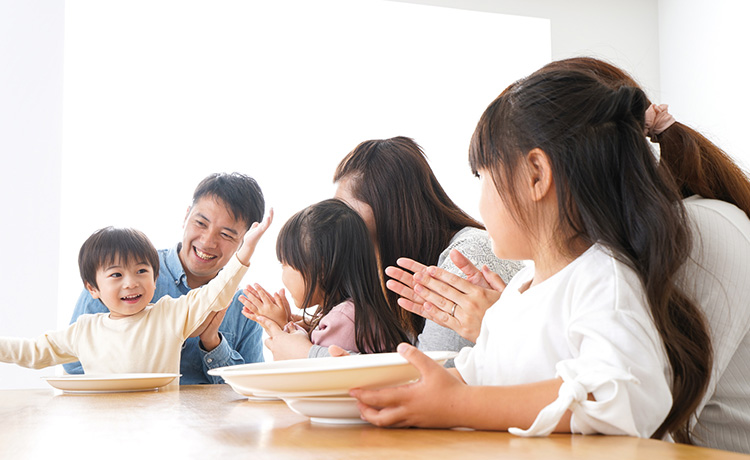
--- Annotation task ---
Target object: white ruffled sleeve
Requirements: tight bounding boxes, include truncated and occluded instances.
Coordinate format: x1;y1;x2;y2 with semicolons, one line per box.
509;359;642;437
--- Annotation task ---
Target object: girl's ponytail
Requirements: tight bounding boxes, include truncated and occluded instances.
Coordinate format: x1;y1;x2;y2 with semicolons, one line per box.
538;56;750;220
656;123;750;219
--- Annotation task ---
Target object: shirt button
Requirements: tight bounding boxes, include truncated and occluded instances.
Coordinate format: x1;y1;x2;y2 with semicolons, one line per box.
207;358;213;363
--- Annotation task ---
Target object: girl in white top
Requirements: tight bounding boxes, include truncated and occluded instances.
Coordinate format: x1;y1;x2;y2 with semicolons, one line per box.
349;68;712;441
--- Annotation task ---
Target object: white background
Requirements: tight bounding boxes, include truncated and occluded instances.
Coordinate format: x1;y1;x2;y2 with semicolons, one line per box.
57;0;550;331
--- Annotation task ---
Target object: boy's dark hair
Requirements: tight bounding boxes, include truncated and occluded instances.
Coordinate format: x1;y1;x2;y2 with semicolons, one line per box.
192;173;265;231
79;227;160;289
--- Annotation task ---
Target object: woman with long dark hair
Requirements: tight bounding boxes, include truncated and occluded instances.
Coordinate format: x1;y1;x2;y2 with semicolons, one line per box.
332;136;522;360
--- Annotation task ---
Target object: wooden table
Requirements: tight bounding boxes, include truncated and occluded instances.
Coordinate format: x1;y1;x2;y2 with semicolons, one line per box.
1;384;746;459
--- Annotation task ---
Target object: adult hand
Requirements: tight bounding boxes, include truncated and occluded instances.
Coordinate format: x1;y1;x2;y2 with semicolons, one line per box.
239;284;291;327
350;343;466;428
248;314;313;360
328;345;350;357
190;308;227;351
236;209;274;265
385;249;506;343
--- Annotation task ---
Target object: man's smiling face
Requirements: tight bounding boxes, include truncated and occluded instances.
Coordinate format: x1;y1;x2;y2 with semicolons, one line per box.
179;196;246;288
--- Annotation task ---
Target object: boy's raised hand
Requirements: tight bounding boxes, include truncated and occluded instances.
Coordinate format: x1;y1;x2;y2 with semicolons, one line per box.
236;208;274;265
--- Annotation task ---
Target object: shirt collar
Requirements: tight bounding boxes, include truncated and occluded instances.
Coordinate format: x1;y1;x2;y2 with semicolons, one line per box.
166;243;189;287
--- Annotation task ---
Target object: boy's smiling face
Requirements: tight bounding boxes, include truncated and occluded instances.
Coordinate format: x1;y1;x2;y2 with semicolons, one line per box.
85;256;157;319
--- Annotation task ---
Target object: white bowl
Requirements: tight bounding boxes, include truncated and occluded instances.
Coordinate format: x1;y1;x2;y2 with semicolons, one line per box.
209;351;456;397
282;396;367;424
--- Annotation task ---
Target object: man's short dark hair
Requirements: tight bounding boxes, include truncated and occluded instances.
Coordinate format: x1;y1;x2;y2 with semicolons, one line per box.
192;172;265;231
79;227;160;289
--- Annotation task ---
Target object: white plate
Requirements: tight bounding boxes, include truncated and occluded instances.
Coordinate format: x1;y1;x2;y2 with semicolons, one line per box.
282;396;368;425
42;373;180;393
209;351;456;397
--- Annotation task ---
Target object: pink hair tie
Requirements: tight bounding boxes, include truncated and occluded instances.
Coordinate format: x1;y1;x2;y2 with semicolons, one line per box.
644;103;676;140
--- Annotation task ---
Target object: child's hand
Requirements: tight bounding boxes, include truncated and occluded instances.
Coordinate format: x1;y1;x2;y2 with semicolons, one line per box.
239;284;291;327
236;209;274;265
252;314;314;360
350;343;466;428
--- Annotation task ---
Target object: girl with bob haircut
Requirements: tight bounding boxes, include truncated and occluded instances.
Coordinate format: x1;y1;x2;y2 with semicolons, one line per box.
350;68;711;443
240;199;409;359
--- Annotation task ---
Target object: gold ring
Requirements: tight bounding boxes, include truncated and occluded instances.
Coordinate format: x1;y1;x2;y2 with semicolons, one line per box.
450;303;457;317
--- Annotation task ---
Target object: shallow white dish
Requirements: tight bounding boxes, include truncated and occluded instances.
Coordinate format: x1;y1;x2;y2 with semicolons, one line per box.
43;373;180;393
282;396;367;425
209;351;456;397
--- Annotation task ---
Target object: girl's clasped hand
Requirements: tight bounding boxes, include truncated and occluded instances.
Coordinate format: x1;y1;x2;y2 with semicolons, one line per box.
240;284;293;328
239;284;315;360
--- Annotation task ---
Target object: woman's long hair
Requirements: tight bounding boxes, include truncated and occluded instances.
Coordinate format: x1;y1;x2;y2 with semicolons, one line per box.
469;69;711;443
276;199;409;353
334;136;482;336
540;56;750;219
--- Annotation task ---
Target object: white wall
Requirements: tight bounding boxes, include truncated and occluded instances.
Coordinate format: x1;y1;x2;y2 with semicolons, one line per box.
0;1;64;388
0;0;671;389
392;0;663;102
658;0;750;172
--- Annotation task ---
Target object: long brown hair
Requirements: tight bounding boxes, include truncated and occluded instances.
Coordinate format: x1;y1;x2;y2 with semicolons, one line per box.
334;136;482;336
540;57;750;220
470;69;711;443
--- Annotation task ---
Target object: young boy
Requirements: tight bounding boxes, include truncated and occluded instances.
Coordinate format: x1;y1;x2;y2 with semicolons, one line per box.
65;172;267;384
0;211;272;388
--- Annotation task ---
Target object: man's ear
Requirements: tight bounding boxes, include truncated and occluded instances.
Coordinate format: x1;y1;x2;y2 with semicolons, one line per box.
85;282;100;299
183;205;192;226
525;148;554;202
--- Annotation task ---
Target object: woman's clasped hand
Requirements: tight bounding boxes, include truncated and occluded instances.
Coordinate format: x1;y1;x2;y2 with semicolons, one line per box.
385;249;508;343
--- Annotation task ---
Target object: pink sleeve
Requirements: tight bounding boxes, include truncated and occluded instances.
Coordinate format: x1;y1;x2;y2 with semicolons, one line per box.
310;301;359;353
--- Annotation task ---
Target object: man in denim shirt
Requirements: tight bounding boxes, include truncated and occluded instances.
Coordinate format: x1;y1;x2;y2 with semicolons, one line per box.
64;172;265;383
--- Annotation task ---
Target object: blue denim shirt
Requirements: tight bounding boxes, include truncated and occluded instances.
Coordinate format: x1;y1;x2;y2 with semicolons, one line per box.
62;244;264;383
